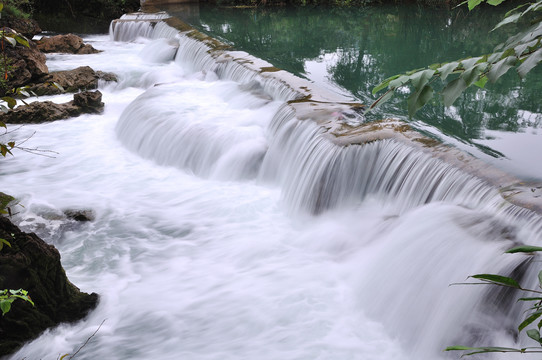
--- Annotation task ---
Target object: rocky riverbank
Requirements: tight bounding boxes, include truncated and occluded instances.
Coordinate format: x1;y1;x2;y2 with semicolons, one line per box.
0;21;110;356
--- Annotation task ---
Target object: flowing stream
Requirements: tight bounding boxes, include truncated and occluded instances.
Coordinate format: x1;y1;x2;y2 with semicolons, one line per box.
2;14;542;360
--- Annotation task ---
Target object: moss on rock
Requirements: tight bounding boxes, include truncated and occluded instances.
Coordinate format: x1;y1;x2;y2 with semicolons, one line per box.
0;215;98;356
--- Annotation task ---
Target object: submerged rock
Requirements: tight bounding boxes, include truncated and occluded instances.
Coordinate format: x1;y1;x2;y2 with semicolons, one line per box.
36;34;101;54
30;66;116;95
64;209;96;222
0;90;104;124
0;215;98;356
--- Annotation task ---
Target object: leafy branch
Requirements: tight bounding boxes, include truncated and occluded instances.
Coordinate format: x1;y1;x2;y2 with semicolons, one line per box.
370;0;542;118
446;245;542;356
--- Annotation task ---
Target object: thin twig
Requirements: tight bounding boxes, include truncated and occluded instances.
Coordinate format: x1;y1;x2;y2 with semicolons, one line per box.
69;319;106;360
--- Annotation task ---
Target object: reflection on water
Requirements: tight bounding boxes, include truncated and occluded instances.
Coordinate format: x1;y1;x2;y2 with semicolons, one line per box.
162;3;542;180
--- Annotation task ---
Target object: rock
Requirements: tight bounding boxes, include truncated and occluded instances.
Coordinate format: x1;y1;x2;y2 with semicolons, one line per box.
0;215;98;356
96;70;118;83
0;90;104;124
30;66;116;95
0;193;15;212
2;30;48;90
64;209;96;222
0;18;41;38
73;90;104;109
36;34;101;54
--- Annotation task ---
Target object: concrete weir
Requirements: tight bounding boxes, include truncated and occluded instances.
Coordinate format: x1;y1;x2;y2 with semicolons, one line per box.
111;7;542;215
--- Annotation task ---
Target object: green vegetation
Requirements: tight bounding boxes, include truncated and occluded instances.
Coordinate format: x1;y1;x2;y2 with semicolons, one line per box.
0;0;33;18
446;246;542;356
0;289;34;316
370;0;542;117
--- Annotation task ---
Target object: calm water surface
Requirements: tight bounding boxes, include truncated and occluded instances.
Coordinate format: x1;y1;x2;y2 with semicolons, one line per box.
164;3;542;181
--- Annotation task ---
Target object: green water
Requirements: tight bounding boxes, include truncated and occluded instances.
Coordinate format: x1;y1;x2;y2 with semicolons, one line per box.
163;3;542;181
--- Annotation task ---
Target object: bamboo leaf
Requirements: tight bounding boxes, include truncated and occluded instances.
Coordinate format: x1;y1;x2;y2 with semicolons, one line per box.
519;297;542;302
505;245;542;253
519;311;542;332
471;274;521;288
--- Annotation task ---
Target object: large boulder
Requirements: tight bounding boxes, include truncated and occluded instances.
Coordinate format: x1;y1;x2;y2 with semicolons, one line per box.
0;215;98;356
30;66;116;95
0;90;105;124
3;31;48;91
36;34;100;54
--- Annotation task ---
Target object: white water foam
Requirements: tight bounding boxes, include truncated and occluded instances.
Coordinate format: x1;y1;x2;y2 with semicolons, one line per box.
1;22;542;360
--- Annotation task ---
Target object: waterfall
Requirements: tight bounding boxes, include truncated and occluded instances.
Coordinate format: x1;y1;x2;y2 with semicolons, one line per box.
4;13;542;360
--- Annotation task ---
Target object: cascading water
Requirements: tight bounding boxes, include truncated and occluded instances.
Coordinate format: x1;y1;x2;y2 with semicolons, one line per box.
2;13;542;360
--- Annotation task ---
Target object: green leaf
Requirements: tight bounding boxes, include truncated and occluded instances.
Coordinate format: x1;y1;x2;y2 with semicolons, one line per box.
487;0;505;5
438;61;460;80
505;245;542;253
518;297;542;302
14;35;29;48
368;89;394;112
1;96;17;109
442;77;468;107
487;56;517;83
505;2;531;18
407;84;433;118
445;345;479;351
468;0;482;10
460;56;483;69
471;274;521;288
388;75;410;89
517;47;542;78
461;63;487;86
0;238;11;252
445;345;523;354
493;12;522;31
0;3;3;12
519;311;542;332
474;75;488;88
59;354;70;360
527;329;541;343
514;39;540;57
0;299;12;315
372;75;401;94
4;36;16;47
409;69;436;91
52;82;65;92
